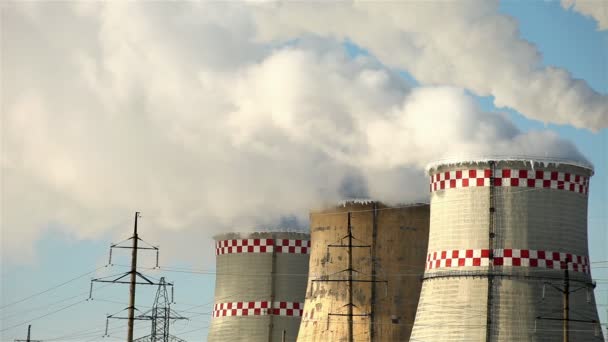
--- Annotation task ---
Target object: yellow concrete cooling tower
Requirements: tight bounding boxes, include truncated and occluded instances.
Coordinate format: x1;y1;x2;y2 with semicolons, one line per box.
298;201;430;342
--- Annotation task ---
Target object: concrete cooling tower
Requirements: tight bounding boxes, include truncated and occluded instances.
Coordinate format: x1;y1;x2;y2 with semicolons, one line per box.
410;159;604;341
297;201;430;342
207;232;310;342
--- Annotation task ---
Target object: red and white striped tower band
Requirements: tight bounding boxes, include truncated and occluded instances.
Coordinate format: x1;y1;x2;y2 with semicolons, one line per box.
207;232;310;342
410;159;604;342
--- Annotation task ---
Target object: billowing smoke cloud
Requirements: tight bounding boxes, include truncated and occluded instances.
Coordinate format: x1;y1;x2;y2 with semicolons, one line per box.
0;2;597;263
252;1;608;130
562;0;608;30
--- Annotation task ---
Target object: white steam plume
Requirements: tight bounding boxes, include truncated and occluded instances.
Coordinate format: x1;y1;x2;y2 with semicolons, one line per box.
0;2;595;263
562;0;608;30
251;1;608;130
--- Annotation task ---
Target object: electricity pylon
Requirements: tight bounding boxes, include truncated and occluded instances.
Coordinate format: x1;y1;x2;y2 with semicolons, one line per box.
88;212;167;342
536;264;601;341
311;211;387;342
133;277;188;342
14;325;42;342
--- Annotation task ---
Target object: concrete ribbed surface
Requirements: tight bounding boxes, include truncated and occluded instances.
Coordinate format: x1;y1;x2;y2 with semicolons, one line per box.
410;160;604;342
208;232;310;342
298;202;430;342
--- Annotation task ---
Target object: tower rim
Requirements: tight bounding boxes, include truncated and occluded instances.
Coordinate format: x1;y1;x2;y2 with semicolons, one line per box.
213;231;310;241
426;157;594;176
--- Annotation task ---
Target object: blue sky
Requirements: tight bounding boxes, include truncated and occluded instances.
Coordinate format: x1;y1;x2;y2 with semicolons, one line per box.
1;1;607;341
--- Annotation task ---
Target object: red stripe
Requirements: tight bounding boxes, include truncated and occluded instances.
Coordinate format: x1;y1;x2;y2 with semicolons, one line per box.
425;248;590;274
429;169;589;194
212;301;304;318
215;239;310;255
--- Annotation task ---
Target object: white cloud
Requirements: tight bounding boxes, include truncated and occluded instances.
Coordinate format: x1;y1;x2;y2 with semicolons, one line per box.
562;0;608;30
0;2;596;263
251;1;608;130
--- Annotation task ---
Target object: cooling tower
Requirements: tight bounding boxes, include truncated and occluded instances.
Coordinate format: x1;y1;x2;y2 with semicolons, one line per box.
410;159;604;341
298;201;430;342
207;232;310;342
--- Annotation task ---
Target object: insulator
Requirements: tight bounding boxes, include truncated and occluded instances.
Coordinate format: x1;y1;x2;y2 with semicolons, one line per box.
594;323;600;337
156;249;160;268
586;287;591;303
104;317;109;337
88;281;94;300
533;319;537;333
171;286;175;303
108;248;113;265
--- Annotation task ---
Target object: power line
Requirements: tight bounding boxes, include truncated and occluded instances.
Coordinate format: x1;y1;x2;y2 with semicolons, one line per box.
0;266;106;311
1;281;117;323
0;299;87;333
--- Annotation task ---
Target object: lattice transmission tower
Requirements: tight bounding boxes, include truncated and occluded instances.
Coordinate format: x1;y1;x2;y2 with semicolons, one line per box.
133;277;188;342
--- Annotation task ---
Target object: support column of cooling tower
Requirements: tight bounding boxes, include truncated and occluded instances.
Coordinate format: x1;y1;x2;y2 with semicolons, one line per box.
486;161;496;342
347;213;354;342
369;202;378;342
268;244;278;342
564;269;570;342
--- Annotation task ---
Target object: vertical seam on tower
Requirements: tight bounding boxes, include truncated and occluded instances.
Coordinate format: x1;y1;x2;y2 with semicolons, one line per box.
370;202;378;342
268;243;277;342
486;160;496;342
